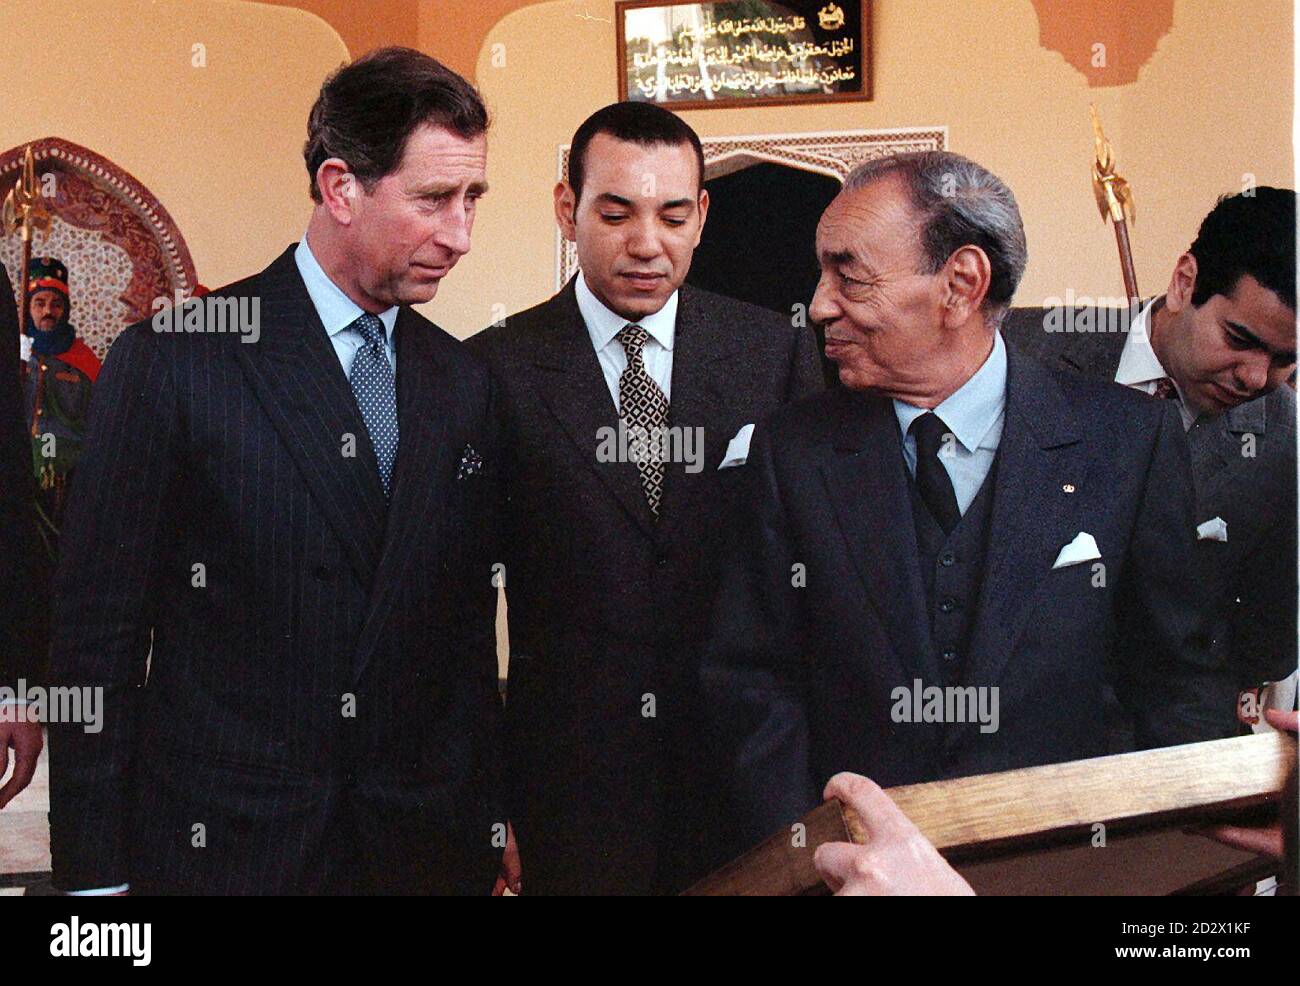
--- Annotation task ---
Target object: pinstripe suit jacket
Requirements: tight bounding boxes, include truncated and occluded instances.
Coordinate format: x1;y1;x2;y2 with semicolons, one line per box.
47;246;504;894
1005;304;1298;690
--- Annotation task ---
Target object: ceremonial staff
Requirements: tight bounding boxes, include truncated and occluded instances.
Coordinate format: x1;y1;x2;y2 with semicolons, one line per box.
1090;105;1138;304
2;145;52;351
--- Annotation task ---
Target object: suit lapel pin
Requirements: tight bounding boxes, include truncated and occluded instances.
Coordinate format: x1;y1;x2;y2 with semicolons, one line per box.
1062;483;1076;493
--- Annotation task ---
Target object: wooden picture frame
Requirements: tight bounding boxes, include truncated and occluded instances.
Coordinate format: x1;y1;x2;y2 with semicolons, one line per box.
616;0;872;111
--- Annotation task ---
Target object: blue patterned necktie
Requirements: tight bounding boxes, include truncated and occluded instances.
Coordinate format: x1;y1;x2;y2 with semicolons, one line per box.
347;313;399;497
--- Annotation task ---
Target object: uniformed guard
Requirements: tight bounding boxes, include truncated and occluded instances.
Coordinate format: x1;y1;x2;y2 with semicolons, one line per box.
20;256;100;552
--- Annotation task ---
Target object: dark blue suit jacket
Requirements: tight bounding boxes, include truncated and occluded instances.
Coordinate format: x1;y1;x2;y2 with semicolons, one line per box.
703;342;1236;847
47;247;504;894
468;279;823;893
1004;304;1298;691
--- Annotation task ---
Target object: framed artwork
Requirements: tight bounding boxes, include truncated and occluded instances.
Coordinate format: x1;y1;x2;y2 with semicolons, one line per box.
616;0;871;110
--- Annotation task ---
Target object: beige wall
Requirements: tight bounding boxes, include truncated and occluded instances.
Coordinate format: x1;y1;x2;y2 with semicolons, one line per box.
0;0;349;290
2;1;1289;332
427;0;1293;337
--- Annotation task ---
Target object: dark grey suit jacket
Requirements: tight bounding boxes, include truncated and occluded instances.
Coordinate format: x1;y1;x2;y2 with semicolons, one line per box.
704;343;1235;848
467;279;822;893
1005;303;1298;689
48;246;504;894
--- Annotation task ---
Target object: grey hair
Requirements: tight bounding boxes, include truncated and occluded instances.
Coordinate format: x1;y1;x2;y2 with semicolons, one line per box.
842;151;1028;325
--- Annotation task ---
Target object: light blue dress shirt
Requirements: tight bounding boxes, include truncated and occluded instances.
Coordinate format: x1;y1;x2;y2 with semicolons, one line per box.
294;235;398;374
893;331;1008;514
574;269;678;410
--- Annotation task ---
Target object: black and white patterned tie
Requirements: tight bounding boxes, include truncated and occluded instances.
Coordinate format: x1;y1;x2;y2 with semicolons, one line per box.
348;313;399;497
617;323;668;516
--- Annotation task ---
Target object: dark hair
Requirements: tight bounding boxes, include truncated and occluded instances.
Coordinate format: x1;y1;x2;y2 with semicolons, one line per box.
1189;187;1296;311
304;46;488;203
567;101;704;204
843;151;1028;323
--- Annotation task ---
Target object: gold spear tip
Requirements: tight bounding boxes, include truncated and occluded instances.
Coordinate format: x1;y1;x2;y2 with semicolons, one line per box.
1089;105;1135;227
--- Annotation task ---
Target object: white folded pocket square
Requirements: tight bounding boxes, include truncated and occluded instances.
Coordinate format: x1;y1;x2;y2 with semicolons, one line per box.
1052;531;1101;569
1196;516;1228;542
719;423;755;469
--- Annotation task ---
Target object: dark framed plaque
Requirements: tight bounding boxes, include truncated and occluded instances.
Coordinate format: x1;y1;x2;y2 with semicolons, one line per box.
616;0;871;110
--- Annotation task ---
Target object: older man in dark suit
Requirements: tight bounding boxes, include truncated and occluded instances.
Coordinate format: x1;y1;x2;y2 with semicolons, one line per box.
47;48;505;895
704;151;1235;849
1006;188;1297;705
468;102;823;894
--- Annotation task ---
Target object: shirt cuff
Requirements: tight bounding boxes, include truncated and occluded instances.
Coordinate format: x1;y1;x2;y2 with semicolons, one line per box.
66;884;130;896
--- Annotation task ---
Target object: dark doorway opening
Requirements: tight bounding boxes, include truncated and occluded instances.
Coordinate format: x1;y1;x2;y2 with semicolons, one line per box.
687;161;841;388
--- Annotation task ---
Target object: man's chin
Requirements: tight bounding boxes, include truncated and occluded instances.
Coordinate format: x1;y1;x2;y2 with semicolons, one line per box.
397;281;441;306
832;361;876;393
611;292;672;321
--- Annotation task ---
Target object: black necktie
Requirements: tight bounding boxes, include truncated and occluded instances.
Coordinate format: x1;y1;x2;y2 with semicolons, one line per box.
910;411;961;535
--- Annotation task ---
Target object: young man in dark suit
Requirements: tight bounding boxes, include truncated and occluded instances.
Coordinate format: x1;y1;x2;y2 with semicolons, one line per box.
47;48;505;895
468;102;823;894
1005;189;1297;707
704;151;1235;848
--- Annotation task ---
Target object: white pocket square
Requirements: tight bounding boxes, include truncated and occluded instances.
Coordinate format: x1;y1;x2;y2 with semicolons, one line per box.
719;423;755;470
1052;531;1101;569
1196;516;1228;542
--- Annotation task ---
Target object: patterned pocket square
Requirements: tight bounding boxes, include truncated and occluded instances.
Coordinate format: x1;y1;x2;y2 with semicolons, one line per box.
457;444;483;479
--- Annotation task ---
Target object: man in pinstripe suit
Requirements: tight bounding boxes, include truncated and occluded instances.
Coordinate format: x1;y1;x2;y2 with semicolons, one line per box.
47;48;506;894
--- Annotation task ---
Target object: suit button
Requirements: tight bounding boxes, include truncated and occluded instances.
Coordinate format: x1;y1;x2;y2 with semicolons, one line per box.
656;555;669;567
313;565;334;582
942;648;958;662
939;598;956;614
940;552;955;567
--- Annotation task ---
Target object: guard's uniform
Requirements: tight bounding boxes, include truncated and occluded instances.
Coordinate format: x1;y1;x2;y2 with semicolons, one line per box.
20;256;100;545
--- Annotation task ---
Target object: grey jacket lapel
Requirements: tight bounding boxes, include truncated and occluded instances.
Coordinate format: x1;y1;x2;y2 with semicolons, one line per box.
1187;396;1266;503
655;285;744;544
820;391;938;682
964;348;1087;697
530;280;658;537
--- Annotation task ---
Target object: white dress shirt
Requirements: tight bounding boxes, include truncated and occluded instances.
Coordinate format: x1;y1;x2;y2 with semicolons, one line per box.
893;331;1008;514
294;235;398;374
1115;297;1196;430
574;270;677;410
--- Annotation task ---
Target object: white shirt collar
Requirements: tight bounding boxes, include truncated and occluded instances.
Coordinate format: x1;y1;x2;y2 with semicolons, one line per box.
294;234;398;342
1114;297;1168;388
575;270;678;354
1115;297;1197;428
893;331;1008;453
